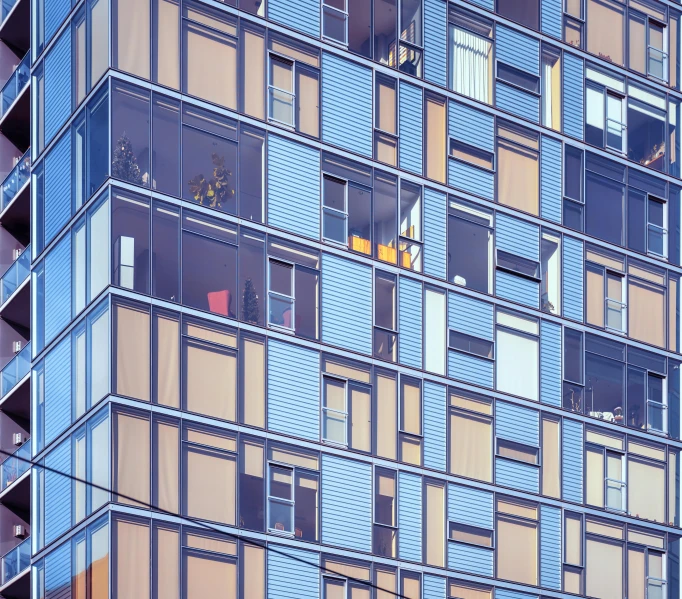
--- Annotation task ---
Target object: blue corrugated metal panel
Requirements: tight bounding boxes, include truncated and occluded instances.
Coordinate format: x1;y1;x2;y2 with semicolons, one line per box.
449;100;495;152
540;504;562;590
449;160;495;201
399;276;422;368
44;234;72;345
496;82;540;123
449;351;494;388
44;337;71;447
267;135;320;240
540;321;562;407
321;455;372;552
467;0;494;8
423;381;447;472
496;271;540;309
45;541;71;599
541;0;563;38
563;53;584;140
321;253;372;355
44;0;71;45
424;187;447;280
562;418;583;503
424;0;447;87
267;545;319;599
267;340;319;441
267;0;320;37
496;25;540;75
448;483;493;528
496;400;539;445
496;213;540;261
322;53;373;157
449;292;494;340
44;132;72;245
399;81;423;175
424;574;447;599
44;31;72;145
563;236;584;321
399;471;422;562
496;588;539;599
541;136;562;223
448;543;494;576
45;440;71;545
495;457;540;493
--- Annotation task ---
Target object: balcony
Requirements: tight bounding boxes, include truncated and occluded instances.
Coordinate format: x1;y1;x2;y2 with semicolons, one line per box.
0;53;27;121
0;343;29;421
0;245;28;331
0;53;28;152
0;0;29;61
0;149;28;229
0;537;29;599
0;442;28;492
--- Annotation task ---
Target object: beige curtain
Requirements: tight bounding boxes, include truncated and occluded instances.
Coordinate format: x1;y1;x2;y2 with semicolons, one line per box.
402;575;421;599
450;412;492;482
670;452;678;525
116;520;150;599
325;580;345;599
426;96;446;183
75;20;86;105
497;140;539;215
628;459;665;522
376;374;397;460
565;514;582;565
242;338;265;428
156;0;180;89
186;449;235;524
402;381;421;435
298;70;319;138
350;387;371;452
243;29;265;119
628;549;645;599
376;570;397;599
587;0;625;65
156;421;179;513
74;538;86;599
671;17;679;88
586;539;623;599
586;267;605;327
115;413;150;506
91;0;109;85
425;482;445;567
242;544;265;599
186;344;236;421
670;278;678;352
542;419;560;498
116;305;150;401
155;314;179;408
449;583;491;599
90;525;109;599
116;0;150;78
186;555;236;599
629;281;665;348
156;527;179;599
377;80;396;134
629;14;646;73
586;448;605;507
497;517;538;585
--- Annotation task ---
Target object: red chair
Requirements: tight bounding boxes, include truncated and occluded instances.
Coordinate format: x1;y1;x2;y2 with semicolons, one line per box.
207;290;231;316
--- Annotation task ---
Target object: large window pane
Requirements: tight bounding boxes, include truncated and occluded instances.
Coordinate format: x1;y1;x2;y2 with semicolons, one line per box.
114;0;150;79
542;418;560;498
449;10;493;104
448;205;492;293
240;335;265;428
155;420;179;513
587;0;624;65
375;372;397;460
186;447;236;524
112;192;150;293
239;438;264;531
90;0;109;86
628;458;665;522
153;0;180;89
629;279;665;348
114;303;150;401
114;412;150;506
374;172;398;263
497;515;537;584
115;519;150;599
239;127;265;222
155;526;180;599
496;327;539;401
152;96;180;197
496;0;539;29
497;125;540;215
424;289;446;375
450;411;492;481
112;84;150;187
586;170;624;245
586;538;623;599
425;95;446;183
374;0;398;67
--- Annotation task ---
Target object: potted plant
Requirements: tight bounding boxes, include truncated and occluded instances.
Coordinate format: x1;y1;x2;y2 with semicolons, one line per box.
187;153;235;210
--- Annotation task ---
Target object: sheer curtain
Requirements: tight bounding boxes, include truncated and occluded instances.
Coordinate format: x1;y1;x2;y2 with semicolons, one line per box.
449;25;491;104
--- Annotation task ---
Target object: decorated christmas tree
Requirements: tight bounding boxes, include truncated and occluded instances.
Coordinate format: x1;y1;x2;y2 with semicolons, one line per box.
242;278;259;324
112;132;143;185
187;153;234;210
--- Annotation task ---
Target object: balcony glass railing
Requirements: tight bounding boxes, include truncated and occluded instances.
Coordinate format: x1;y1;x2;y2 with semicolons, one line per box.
0;52;28;117
0;0;19;23
0;537;29;586
1;150;29;211
0;245;29;305
0;343;29;398
0;441;29;490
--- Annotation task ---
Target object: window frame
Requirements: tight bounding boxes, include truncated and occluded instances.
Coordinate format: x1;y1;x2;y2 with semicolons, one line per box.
373;466;398;557
399;376;423;466
374;270;399;363
267;257;295;333
585;80;627;154
267;52;296;129
322;0;349;46
495;249;542;282
586;442;627;512
321;173;349;247
495;61;541;96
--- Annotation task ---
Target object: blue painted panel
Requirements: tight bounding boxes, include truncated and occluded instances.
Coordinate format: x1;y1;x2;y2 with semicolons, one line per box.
267;135;320;240
44;440;71;545
449;160;495;201
424;0;447;87
322;53;373;157
44;132;72;246
399;276;422;368
267;340;319;441
321;253;372;355
399;471;422;562
449;350;494;389
496;212;540;261
496;82;540;123
399;81;423;175
424;187;447;280
44;337;71;447
44;234;72;345
448;542;494;576
496;589;539;599
44;0;71;44
563;236;584;322
449;100;495;152
562;418;583;503
496;25;540;75
496;271;540;309
424;574;447;599
495;457;540;493
321;455;371;552
45;541;71;599
268;0;320;37
448;292;494;340
541;0;563;38
448;483;493;528
563;53;585;140
267;545;319;599
541;136;562;224
496;400;539;445
467;0;494;8
541;504;562;590
423;381;447;472
540;321;562;407
44;30;72;145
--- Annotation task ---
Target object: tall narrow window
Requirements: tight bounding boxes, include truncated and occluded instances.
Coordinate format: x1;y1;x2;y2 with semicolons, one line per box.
449;390;493;481
399;181;422;271
114;0;150;79
496;498;538;585
541;231;561;315
400;377;422;466
374;271;398;362
424;288;446;375
114;302;150;401
375;370;397;459
542;417;560;498
239;437;264;531
541;45;562;131
323;0;348;44
374;468;397;557
241;23;265;120
563;145;584;231
497;121;540;215
374;171;398;263
114;518;150;599
239;333;265;429
374;0;398;67
496;310;540;401
448;199;493;293
375;75;398;166
425;94;446;183
153;0;180;89
424;480;445;567
564;512;583;593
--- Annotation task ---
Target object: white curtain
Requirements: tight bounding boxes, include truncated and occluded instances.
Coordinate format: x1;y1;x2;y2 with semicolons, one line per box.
450;25;491;104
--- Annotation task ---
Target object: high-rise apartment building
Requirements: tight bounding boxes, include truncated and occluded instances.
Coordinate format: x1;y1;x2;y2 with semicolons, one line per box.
0;0;677;597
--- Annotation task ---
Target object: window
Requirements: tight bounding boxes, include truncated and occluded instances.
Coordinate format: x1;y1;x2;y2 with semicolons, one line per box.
400;572;421;599
425;94;447;183
424;480;445;567
153;417;179;514
239;333;266;429
449;389;493;482
627;190;667;257
374;468;397;557
90;0;109;90
497;439;539;465
496;121;540;215
323;0;348;45
449;581;493;599
627;529;667;599
113;410;150;507
585;68;626;153
497;63;540;95
564;512;584;593
542;417;561;498
322;374;372;451
113;301;150;402
564;0;584;47
400;377;422;466
628;260;666;348
563;145;584;231
628;440;666;522
239;436;264;531
563;328;585;414
424;287;446;375
587;0;625;65
322;175;348;245
113;517;149;599
183;529;237;597
375;370;397;460
239;126;266;222
496;498;538;585
496;310;539;401
586;432;626;511
585;248;627;333
496;0;539;29
374;172;399;264
375;75;398;166
628;4;668;80
238;228;266;327
240;22;265;120
541;45;562;131
374;271;398;362
322;559;371;598
73;89;109;203
585;335;626;423
152;95;180;197
627;345;668;433
585;154;626;246
398;0;423;76
114;0;150;79
496;251;541;281
374;0;398;68
153;0;181;89
585;519;624;599
449;331;494;359
112;191;150;294
152;202;180;303
374;568;397;599
399;181;422;271
541;231;561;315
628;85;667;173
448;199;493;293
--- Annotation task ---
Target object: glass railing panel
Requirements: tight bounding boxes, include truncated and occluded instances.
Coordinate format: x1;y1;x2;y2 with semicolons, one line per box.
0;245;29;305
0;343;30;398
0;53;28;116
0;441;29;490
0;0;17;23
0;537;30;586
1;150;29;210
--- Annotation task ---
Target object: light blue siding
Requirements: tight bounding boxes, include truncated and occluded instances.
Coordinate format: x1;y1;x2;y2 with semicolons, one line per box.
449;100;495;152
540;321;562;407
496;213;540;261
496;25;540;75
44;0;71;44
496;82;540;123
424;0;447;87
45;542;71;599
44;234;72;345
45;440;71;545
563;53;585;140
44;30;72;145
496;270;540;309
267;545;319;599
423;381;447;472
449;542;494;576
562;418;584;503
399;472;422;563
268;0;320;37
541;0;563;38
448;483;493;528
449;292;494;340
496;400;539;445
495;457;540;493
44;132;72;245
467;0;494;9
496;589;539;599
267;340;319;441
321;254;372;355
541;136;562;223
449;351;494;388
449;160;495;200
399;277;422;368
322;53;373;157
399;82;423;175
321;455;372;552
267;135;320;240
563;236;584;322
424;574;447;599
541;504;562;590
44;337;71;447
424;187;447;280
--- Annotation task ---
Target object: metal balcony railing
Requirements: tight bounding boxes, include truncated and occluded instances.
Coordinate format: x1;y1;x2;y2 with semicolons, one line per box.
0;342;29;398
0;244;29;305
0;537;29;586
0;52;28;117
0;0;19;23
0;441;29;490
1;149;29;211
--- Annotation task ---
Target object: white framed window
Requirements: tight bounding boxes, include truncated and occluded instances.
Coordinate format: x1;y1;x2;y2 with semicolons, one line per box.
322;0;348;45
268;53;295;127
268;258;294;331
322;174;347;245
495;309;539;401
